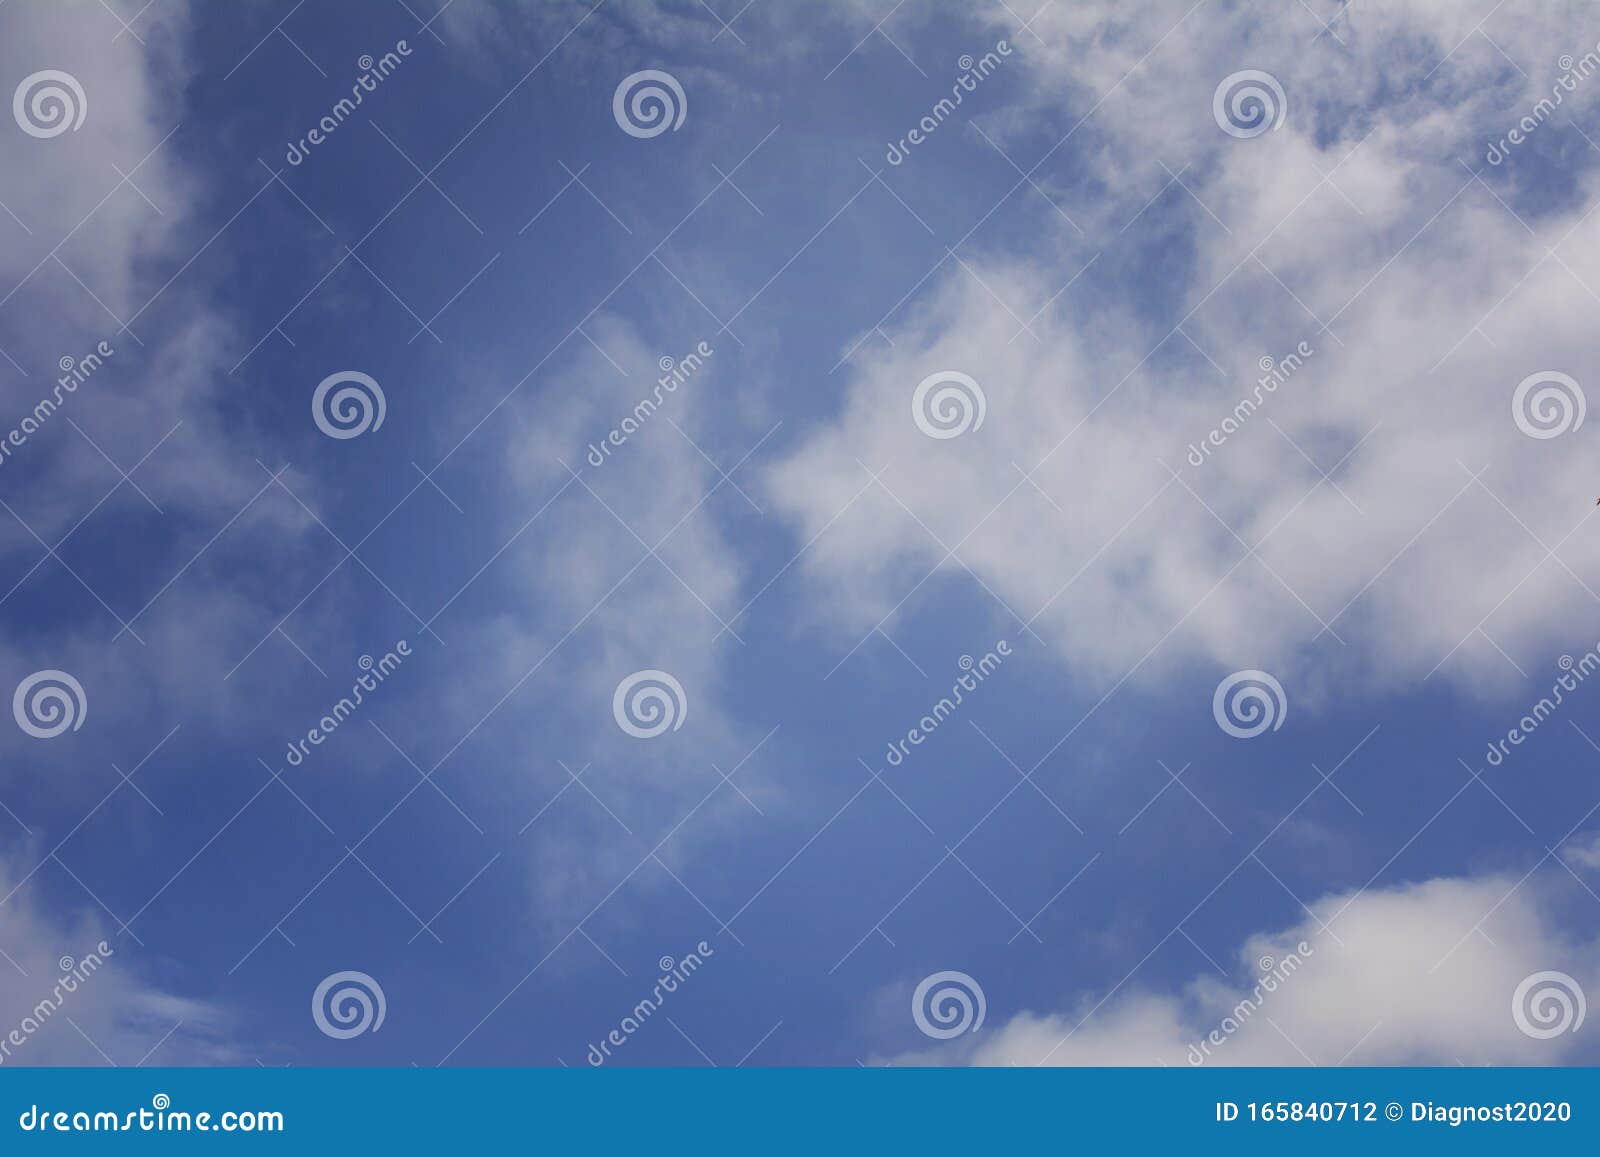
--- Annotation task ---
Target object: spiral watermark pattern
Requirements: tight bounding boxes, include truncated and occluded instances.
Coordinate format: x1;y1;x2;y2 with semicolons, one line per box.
312;970;386;1039
912;370;986;439
612;669;687;739
312;370;386;440
1212;69;1286;138
13;70;86;139
911;970;986;1039
612;70;686;138
13;670;86;739
1212;669;1286;739
1512;970;1585;1039
1512;370;1585;439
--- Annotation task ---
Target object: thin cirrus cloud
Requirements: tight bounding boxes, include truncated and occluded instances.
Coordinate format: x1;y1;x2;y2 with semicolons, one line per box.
0;853;235;1066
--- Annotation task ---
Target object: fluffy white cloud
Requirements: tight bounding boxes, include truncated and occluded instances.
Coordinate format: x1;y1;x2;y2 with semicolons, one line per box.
768;0;1600;699
893;870;1596;1066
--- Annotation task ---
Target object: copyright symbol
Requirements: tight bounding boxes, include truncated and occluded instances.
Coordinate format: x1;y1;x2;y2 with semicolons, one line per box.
1385;1102;1402;1121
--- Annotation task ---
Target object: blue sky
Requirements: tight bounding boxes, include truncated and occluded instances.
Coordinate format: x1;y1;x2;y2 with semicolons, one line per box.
4;0;1600;1067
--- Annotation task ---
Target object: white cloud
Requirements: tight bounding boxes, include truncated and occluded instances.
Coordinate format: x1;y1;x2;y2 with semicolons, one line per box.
0;1;309;544
0;4;344;808
468;313;775;922
891;871;1595;1066
767;0;1600;700
0;851;234;1066
1562;831;1600;871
